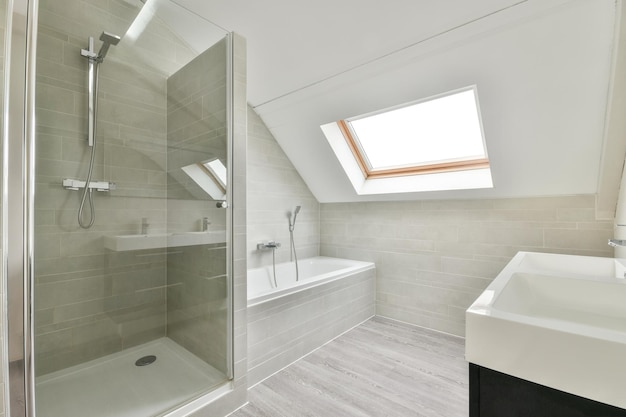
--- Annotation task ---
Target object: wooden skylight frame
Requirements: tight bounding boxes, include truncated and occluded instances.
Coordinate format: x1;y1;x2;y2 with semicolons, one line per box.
336;87;490;180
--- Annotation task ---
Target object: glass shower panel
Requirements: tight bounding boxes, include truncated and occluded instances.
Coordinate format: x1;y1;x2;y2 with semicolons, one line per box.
32;1;232;416
165;37;230;376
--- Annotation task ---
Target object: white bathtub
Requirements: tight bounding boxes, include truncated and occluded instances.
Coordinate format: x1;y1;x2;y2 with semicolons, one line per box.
246;256;376;385
247;256;375;306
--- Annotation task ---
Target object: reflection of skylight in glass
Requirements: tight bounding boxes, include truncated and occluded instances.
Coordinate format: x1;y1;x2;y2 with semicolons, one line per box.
181;158;227;200
347;88;487;171
203;159;227;189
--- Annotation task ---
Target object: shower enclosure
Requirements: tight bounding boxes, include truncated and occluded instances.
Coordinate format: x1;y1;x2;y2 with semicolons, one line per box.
3;0;243;416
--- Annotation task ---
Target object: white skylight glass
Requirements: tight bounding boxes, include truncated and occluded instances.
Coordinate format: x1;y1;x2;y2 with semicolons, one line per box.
347;87;486;171
320;85;493;195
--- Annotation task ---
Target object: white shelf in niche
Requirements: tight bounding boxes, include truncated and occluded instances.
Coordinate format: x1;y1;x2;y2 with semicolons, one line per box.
104;230;226;251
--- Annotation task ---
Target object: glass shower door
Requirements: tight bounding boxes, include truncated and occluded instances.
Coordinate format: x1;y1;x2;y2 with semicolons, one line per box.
29;1;233;416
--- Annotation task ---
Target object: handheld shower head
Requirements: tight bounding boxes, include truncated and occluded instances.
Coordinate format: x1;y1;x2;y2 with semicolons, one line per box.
97;31;121;61
100;31;121;45
289;206;302;231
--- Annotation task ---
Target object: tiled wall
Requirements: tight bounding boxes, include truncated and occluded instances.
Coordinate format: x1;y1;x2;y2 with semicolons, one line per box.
167;243;228;373
244;104;376;387
166;41;229;373
34;0;170;375
2;3;247;417
166;39;228;202
32;0;228;375
33;26;247;417
320;196;613;336
247;266;375;386
246;106;320;268
246;105;615;341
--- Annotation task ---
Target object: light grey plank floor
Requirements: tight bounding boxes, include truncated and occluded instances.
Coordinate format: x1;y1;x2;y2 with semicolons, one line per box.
231;317;468;417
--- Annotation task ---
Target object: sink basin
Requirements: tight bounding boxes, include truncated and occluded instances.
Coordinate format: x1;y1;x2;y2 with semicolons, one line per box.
104;230;226;251
515;251;626;279
493;272;626;332
466;251;626;409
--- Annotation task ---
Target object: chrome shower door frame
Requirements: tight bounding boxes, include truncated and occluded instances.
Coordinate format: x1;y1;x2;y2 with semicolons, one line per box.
5;0;38;416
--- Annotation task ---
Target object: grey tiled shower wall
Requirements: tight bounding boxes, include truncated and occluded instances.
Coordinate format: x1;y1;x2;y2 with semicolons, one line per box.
33;0;228;375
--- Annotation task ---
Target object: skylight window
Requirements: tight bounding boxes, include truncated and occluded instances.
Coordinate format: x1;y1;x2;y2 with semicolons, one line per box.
338;86;489;178
321;85;493;195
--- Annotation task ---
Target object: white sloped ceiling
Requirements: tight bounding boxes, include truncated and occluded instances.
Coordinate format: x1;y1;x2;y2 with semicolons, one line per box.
175;0;620;203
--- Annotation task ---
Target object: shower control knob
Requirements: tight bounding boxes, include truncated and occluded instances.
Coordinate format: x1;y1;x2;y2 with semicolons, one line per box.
216;200;229;209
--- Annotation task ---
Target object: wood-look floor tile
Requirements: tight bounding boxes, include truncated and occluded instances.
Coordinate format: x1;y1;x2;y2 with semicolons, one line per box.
231;317;468;417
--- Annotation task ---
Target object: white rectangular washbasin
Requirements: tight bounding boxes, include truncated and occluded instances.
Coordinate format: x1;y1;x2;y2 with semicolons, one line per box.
515;251;626;279
466;251;626;410
493;272;626;332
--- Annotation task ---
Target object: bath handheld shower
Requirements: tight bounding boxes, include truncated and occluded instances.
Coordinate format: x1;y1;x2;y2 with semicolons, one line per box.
289;206;302;280
289;205;301;232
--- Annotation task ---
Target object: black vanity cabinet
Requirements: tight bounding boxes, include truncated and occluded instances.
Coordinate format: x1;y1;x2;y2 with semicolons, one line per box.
469;363;626;417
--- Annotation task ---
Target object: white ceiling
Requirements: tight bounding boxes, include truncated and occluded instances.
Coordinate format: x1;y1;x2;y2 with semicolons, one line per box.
175;0;621;203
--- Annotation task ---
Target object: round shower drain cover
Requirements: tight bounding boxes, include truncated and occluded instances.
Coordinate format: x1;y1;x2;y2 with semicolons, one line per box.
135;355;157;366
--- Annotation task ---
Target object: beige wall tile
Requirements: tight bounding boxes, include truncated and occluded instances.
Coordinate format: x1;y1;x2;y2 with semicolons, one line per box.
321;196;613;337
246;106;320;269
32;1;234;384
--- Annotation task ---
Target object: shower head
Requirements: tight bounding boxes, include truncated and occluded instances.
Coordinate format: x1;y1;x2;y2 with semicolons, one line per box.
289;206;302;231
97;31;121;62
100;31;121;45
292;205;301;223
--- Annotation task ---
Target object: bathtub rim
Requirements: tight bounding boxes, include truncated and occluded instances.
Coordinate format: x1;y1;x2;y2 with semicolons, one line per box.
247;256;375;307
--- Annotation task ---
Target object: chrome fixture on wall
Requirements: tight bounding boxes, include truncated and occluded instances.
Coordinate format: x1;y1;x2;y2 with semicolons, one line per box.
256;241;281;250
258;241;281;286
71;31;121;229
608;239;626;247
